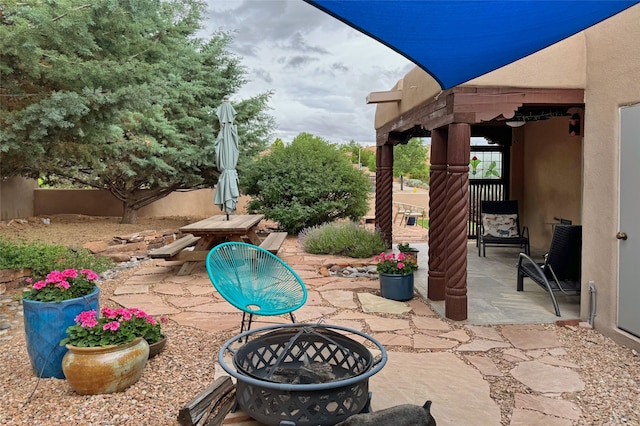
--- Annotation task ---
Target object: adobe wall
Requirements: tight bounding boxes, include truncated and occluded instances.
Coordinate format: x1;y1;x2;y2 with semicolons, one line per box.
581;4;640;349
0;177;37;220
516;116;583;251
32;188;249;218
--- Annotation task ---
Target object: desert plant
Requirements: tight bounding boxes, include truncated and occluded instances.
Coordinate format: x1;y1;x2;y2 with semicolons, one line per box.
299;221;386;258
0;238;113;278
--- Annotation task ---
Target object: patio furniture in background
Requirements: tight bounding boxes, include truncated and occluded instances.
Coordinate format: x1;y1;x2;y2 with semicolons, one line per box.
516;225;582;316
477;200;530;257
393;202;410;224
206;242;307;334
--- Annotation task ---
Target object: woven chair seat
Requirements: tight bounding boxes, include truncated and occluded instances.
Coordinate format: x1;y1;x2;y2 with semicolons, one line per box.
206;242;307;334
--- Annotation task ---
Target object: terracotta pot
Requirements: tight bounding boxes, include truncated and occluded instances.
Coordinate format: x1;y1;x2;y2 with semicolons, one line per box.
379;273;415;301
62;337;149;395
23;287;100;379
147;334;167;358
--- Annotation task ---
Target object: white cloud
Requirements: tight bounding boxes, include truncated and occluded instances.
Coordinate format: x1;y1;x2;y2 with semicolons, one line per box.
202;0;413;145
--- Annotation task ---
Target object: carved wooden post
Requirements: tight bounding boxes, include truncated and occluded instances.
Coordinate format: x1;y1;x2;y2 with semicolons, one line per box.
375;143;394;248
428;128;447;301
445;123;470;321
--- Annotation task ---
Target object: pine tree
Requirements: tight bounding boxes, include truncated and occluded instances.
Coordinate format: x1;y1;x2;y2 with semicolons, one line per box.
0;0;273;223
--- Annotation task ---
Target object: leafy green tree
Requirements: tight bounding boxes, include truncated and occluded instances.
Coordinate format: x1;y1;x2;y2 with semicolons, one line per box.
362;148;376;172
241;133;371;234
394;138;429;178
338;140;376;172
0;0;273;223
271;138;285;150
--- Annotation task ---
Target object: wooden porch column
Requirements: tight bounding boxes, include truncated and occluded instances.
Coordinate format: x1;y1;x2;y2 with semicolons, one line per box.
428;128;447;301
375;143;394;248
445;123;470;321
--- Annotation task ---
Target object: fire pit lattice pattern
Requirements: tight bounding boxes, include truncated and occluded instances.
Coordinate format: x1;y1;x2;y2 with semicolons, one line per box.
220;324;387;426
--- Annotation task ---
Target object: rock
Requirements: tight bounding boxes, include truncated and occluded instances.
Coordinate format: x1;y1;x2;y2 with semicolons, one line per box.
103;242;147;254
83;241;111;254
102;253;134;263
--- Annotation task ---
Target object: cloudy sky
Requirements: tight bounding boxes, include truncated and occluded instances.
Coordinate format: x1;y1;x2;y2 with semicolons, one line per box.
202;0;414;145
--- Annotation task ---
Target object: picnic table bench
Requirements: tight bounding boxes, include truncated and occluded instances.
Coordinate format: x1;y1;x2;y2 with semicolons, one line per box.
148;215;287;275
258;231;288;254
149;234;201;259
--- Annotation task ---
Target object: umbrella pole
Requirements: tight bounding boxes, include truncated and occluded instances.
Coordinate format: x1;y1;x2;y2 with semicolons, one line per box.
226;213;229;221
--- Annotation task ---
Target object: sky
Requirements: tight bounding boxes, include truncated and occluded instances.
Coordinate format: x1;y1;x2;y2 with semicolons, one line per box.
202;0;415;146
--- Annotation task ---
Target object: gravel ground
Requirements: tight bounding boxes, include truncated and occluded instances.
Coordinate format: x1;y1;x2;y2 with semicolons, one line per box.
1;265;236;425
1;216;640;425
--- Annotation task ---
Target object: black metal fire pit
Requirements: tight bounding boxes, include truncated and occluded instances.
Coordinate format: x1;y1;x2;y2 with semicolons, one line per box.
218;323;387;426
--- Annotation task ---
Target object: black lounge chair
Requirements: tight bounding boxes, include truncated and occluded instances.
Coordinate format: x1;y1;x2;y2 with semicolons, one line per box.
517;225;582;316
478;200;530;257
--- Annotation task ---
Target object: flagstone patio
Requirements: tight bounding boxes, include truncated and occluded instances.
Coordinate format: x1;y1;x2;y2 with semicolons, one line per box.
110;225;588;425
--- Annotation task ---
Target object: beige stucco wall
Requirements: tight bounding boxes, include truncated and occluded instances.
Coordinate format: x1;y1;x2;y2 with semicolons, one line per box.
0;177;37;220
516;117;583;251
32;188;249;219
465;33;587;89
581;4;640;347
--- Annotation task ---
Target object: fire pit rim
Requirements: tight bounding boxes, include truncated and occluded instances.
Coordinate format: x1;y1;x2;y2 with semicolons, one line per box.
218;323;387;392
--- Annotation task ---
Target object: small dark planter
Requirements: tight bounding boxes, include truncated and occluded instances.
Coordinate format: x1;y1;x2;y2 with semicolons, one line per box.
147;334;167;358
379;273;415;301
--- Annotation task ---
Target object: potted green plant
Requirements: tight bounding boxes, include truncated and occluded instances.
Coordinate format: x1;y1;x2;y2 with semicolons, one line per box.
374;252;418;301
397;242;420;267
59;306;161;395
22;268;101;379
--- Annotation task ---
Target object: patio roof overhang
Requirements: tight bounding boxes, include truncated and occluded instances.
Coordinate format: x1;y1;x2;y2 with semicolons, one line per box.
375;86;585;146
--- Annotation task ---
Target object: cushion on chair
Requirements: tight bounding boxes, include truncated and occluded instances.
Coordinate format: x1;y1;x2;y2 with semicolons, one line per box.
482;213;519;237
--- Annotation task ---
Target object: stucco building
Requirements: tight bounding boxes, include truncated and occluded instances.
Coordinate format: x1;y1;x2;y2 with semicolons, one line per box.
371;5;640;351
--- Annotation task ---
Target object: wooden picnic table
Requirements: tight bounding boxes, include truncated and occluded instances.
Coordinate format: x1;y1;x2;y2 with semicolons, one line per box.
174;214;264;275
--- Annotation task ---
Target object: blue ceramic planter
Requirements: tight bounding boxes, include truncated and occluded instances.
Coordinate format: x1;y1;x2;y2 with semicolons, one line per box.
23;287;100;379
379;273;415;301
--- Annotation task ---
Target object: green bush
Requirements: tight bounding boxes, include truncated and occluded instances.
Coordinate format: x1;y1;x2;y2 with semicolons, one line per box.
299;221;386;258
241;133;371;234
0;238;114;278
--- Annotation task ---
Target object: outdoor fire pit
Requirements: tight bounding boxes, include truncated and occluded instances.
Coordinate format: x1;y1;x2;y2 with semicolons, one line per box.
218;323;387;426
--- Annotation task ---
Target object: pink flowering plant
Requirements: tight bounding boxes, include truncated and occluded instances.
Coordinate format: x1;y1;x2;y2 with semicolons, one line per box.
22;269;99;303
60;307;165;347
374;252;418;276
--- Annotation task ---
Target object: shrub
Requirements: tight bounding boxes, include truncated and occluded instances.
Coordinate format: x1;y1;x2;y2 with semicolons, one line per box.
0;238;114;278
299;221;386;258
241;133;371;234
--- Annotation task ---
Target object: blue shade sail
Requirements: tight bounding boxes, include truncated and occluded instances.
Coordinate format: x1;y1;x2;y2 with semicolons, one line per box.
304;1;638;89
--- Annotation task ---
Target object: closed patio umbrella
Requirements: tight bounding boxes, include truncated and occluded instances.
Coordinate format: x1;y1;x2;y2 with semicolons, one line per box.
213;96;240;219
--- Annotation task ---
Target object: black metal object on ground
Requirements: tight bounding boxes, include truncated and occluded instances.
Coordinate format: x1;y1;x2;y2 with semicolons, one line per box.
218;324;387;426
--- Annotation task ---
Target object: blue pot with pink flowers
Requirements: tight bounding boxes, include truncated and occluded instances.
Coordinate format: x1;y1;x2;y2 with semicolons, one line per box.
23;287;100;379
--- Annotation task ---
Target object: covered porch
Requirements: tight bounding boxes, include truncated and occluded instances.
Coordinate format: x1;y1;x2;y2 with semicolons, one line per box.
373;85;584;321
410;241;582;325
